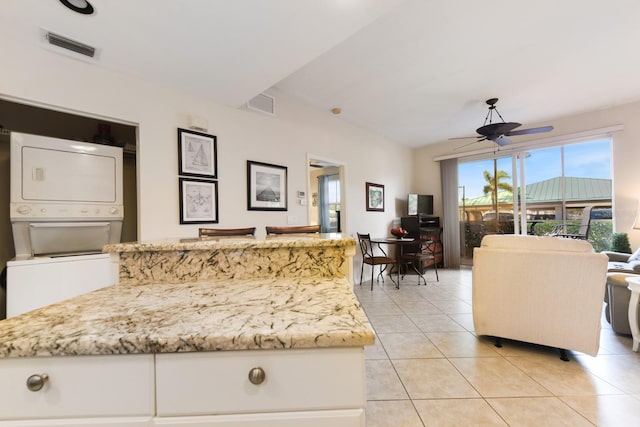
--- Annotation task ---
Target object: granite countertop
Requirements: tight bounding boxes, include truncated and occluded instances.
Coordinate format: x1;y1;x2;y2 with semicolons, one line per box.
103;233;355;253
0;277;374;358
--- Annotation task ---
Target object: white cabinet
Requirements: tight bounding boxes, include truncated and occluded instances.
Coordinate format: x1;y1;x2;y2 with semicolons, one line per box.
0;348;366;427
0;354;154;423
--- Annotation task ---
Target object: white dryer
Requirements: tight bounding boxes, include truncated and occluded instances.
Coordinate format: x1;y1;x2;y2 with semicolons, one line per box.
6;132;124;317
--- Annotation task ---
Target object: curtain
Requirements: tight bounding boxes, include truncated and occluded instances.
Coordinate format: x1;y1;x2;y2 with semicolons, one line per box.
317;174;331;233
440;158;461;268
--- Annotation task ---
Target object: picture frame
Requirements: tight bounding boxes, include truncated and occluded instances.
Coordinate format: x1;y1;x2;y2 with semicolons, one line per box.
247;160;288;211
178;128;217;179
179;178;219;224
366;182;385;212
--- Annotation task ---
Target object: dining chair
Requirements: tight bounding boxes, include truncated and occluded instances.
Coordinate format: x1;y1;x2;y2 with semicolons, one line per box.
199;227;256;237
265;225;321;234
357;233;398;291
399;236;440;285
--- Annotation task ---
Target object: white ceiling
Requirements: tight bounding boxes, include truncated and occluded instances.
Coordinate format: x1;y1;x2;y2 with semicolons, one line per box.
2;0;640;147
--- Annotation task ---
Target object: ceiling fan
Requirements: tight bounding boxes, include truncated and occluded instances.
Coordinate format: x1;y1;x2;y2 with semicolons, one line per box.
453;98;553;147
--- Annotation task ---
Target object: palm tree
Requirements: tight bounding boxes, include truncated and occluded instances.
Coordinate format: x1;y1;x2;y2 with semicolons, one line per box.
482;166;513;220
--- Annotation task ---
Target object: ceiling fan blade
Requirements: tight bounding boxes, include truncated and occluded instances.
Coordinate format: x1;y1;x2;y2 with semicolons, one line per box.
506;125;554;136
477;122;521;137
454;139;482;151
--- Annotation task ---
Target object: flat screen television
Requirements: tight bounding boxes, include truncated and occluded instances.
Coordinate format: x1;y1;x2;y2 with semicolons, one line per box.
408;194;433;216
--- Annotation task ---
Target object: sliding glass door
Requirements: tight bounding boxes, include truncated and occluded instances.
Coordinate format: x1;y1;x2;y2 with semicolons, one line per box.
459;137;612;265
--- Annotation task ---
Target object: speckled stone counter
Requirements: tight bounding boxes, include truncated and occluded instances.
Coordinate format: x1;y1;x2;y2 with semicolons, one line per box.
0;277;373;358
104;234;356;285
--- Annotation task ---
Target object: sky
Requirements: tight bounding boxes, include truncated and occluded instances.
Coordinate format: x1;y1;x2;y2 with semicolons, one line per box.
458;138;611;201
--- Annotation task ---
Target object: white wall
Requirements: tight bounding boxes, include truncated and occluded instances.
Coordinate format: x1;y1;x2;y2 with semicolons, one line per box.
0;36;413;241
413;101;640;249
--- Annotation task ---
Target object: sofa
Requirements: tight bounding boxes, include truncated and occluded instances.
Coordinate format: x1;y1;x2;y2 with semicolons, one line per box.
602;247;640;335
603;248;640;274
473;234;608;357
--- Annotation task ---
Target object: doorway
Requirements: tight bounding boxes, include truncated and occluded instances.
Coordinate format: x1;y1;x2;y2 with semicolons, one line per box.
307;155;346;234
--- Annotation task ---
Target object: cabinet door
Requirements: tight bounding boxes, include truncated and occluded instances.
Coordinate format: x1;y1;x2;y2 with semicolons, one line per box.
0;355;154;420
156;348;366;416
154;408;364;427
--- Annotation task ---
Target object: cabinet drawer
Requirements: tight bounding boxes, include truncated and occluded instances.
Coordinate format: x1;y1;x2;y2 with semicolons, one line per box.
156;348;365;416
0;354;154;420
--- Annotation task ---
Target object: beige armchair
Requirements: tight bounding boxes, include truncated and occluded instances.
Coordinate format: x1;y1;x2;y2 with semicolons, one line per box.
473;234;608;358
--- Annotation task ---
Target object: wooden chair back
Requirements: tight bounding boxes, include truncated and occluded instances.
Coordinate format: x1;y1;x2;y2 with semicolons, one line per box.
199;227;256;237
265;225;320;235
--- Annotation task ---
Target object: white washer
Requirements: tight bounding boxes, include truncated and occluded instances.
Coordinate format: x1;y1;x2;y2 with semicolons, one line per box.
6;253;118;318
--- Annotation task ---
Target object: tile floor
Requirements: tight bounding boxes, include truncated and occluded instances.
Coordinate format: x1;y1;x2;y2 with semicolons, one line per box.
354;267;640;427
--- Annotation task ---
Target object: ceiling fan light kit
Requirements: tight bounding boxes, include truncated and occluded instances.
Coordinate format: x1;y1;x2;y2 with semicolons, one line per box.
454;98;553;147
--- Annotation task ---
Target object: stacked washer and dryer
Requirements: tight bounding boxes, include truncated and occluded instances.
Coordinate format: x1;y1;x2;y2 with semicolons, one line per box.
6;132;123;317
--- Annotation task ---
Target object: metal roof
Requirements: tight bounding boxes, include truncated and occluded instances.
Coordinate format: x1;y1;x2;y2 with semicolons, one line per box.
463;177;612;206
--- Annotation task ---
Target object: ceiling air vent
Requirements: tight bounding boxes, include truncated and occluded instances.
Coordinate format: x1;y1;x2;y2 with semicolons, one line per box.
247;93;275;116
46;31;96;58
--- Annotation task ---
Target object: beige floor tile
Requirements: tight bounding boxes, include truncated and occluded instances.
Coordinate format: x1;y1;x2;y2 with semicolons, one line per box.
507;353;624;396
560;394;640;427
487;397;593;427
408;314;466;333
365;400;424;427
395;300;442;315
413;398;508;426
446;313;475;332
392;358;479;399
597;331;635;355
430;299;472;314
378;333;444;359
367;314;421;333
361;302;404;316
364;335;389;360
365;359;408;400
451;357;551;398
427;331;500;358
575;354;640;394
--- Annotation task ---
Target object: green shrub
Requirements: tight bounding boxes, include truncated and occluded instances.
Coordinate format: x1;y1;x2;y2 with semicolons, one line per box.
610;232;632;253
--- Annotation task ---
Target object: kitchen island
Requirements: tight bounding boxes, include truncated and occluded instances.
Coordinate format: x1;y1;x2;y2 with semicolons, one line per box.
0;234;374;426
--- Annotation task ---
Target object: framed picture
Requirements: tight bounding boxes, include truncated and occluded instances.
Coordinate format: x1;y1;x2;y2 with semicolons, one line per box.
366;182;385;212
179;178;219;224
247;160;287;211
178;128;217;179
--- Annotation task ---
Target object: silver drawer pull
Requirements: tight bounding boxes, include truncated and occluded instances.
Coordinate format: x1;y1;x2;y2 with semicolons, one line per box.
248;367;266;385
26;374;49;392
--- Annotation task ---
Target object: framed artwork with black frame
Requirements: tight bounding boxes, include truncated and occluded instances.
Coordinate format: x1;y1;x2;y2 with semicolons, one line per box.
246;160;288;211
178;128;217;179
179;177;219;224
366;182;385;212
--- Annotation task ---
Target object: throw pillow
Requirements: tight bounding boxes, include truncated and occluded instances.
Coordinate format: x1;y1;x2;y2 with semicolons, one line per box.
628;248;640;262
